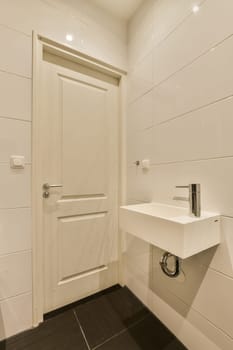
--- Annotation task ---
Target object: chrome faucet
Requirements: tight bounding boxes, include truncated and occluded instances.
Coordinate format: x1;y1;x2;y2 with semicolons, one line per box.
173;184;201;217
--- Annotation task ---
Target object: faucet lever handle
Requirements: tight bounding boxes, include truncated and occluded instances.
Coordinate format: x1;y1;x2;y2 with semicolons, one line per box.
173;196;189;202
176;185;189;189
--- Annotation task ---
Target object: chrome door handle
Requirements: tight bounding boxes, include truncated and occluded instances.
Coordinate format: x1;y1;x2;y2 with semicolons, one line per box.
43;183;63;190
42;183;63;198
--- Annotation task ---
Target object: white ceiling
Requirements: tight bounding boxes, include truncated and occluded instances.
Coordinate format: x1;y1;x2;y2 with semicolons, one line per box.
91;0;143;20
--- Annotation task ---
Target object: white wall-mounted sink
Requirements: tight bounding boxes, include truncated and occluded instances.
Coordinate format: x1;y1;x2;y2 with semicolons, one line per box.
120;202;221;259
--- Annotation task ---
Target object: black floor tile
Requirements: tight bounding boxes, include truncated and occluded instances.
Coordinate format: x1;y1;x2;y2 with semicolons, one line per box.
0;286;187;350
105;287;149;327
96;315;187;350
164;339;188;350
75;295;126;348
75;287;148;349
0;310;88;350
45;284;121;321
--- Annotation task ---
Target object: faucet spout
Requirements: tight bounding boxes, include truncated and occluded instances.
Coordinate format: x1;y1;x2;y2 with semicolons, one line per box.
189;184;201;217
174;184;201;217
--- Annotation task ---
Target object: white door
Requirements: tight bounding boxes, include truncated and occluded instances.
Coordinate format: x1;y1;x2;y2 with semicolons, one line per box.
39;52;119;313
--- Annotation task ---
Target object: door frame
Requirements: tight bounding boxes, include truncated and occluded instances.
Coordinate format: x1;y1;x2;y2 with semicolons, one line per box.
32;32;127;326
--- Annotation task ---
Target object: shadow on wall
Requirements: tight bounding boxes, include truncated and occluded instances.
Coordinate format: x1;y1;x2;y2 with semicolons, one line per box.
149;245;217;318
0;311;6;349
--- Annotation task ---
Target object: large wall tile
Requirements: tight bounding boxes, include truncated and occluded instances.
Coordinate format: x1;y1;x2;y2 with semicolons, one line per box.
195;217;233;279
210;217;233;277
0;251;32;301
0;164;31;209
128;52;153;103
128;0;155;67
0;25;32;77
128;90;154;132
152;0;205;49
0;293;32;340
0;208;31;256
153;0;233;86
126;234;152;277
127;166;153;203
153;34;233;124
0;118;31;163
0;72;31;121
152;96;233;163
127;127;153;166
186;307;233;350
192;269;233;338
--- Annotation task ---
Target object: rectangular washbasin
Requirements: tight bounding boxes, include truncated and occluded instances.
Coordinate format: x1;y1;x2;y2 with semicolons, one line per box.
120;202;221;259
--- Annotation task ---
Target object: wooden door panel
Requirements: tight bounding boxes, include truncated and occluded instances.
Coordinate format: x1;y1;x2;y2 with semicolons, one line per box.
56;197;108;217
58;212;109;282
60;75;108;197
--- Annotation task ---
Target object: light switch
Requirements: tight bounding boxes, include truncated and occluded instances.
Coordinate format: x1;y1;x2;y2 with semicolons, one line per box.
10;155;25;169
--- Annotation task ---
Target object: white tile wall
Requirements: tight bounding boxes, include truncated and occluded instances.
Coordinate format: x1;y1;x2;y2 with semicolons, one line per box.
0;164;31;209
0;72;31;120
0;0;127;341
0;251;32;301
152;35;233;125
152;96;233;164
0;118;31;163
0;25;32;77
0;208;31;256
0;293;32;340
152;0;233;87
128;52;153;103
126;0;233;349
128;90;154;132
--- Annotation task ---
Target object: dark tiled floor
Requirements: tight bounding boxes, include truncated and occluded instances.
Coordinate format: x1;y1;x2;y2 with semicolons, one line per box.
0;286;187;350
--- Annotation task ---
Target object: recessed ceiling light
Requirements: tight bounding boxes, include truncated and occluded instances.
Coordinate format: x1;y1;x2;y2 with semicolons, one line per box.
192;5;200;13
66;34;73;42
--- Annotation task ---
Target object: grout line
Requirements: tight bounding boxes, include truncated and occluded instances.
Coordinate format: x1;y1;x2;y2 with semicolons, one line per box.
0;68;31;80
147;275;233;342
151;0;208;54
152;32;233;93
93;314;150;350
191;305;233;342
222;215;233;219
129;0;208;73
129;32;233;107
0;115;31;123
149;154;233;166
208;267;233;281
155;94;233;127
0;206;31;210
146;278;233;342
73;310;91;350
92;328;127;350
0;23;31;38
0;249;32;259
0;291;32;304
128;86;154;106
128;154;233;169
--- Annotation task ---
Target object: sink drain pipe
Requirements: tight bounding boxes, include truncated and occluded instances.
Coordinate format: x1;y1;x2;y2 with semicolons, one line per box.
160;252;181;278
